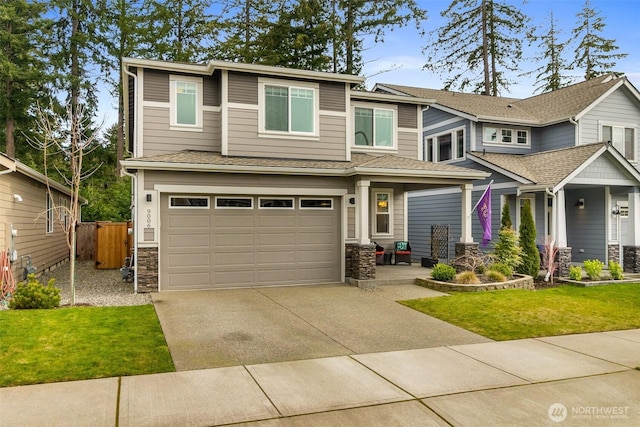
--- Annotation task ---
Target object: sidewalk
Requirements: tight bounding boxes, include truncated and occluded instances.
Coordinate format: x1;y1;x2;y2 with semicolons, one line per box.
1;329;639;426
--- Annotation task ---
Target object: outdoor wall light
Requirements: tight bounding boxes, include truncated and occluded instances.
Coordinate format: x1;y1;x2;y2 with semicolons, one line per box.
146;194;152;202
13;194;22;202
575;198;584;209
612;206;621;215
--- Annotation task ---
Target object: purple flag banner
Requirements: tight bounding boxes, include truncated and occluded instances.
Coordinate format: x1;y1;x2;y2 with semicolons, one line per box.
477;185;492;246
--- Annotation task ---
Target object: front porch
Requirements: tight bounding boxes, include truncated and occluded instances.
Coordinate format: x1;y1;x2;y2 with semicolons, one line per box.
346;263;432;289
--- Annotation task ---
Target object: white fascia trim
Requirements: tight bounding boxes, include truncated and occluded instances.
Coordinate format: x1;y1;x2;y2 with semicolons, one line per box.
371;84;413;96
575;80;625;121
136;69;145;157
153;185;348;196
570;177;639;186
345;82;352;162
476;115;539;125
552;145;608;192
423;116;467;132
350;91;435;106
347;167;490;180
123;161;345;176
467;153;532;184
221;70;229;156
430;104;477;122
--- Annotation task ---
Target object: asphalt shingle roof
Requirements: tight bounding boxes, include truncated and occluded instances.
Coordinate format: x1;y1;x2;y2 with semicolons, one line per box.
380;74;624;125
469;143;605;186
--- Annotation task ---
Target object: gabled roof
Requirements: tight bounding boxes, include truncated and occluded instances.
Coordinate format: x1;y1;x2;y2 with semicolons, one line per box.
0;152;76;197
121;151;490;180
376;74;637;126
467;142;640;192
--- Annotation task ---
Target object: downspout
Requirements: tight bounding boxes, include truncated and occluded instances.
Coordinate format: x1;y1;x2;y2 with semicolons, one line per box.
569;117;579;146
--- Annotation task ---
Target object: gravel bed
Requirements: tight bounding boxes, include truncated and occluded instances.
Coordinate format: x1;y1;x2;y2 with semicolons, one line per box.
38;261;152;307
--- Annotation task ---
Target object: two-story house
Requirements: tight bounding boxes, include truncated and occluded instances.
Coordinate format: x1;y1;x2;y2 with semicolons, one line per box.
375;74;640;275
120;58;489;292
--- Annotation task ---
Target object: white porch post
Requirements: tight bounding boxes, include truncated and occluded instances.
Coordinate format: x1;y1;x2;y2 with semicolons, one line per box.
629;188;640;245
460;183;474;243
556;188;568;247
356;179;370;245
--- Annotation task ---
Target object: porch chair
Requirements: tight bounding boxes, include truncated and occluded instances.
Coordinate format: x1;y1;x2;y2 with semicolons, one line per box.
374;242;385;265
393;241;412;265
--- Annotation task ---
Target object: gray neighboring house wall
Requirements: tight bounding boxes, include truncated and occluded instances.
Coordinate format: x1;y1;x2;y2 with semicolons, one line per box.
376;74;640;274
0;153;77;281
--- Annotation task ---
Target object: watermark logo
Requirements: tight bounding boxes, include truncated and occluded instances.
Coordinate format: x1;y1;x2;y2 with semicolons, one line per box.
548;403;567;423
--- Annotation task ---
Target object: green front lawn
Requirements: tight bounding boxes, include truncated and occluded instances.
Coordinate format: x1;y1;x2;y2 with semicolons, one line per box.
0;305;175;388
400;283;640;341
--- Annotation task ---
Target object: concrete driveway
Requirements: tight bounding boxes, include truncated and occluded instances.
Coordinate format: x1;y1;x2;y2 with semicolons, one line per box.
152;283;492;371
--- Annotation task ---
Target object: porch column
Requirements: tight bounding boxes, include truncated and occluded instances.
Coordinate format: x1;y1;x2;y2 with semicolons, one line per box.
460;183;473;243
356;179;370;245
623;188;640;273
555;188;568;247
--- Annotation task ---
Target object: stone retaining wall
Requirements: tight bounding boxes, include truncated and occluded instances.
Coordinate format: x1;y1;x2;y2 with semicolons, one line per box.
416;274;534;292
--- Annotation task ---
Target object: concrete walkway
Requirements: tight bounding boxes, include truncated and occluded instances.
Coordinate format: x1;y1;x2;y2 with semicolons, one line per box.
151;283;491;371
2;329;639;426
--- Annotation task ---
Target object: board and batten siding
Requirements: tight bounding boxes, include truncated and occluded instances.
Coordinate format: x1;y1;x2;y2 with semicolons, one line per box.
566;187;606;262
226;107;347;161
142;107;221;156
0;172;71;279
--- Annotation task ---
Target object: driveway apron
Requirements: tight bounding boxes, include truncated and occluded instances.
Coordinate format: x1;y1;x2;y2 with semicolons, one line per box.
152;284;491;371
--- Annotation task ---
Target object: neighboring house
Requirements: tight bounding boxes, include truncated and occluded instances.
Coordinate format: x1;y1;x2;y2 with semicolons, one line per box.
0;153;76;282
120;58;489;292
375;74;640;274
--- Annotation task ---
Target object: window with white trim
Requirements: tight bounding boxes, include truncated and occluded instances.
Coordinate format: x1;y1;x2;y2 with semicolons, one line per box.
259;79;318;136
425;128;465;162
354;107;395;148
372;190;393;235
483;125;529;146
215;197;253;209
170;75;202;130
602;124;636;161
46;194;54;233
170;196;210;208
300;198;333;209
259;198;294;209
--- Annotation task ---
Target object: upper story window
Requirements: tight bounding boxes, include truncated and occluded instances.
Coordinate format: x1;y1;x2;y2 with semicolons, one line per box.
354;106;395;149
602;124;636;161
425;127;465;162
259;78;318;137
170;75;203;131
483;125;530;146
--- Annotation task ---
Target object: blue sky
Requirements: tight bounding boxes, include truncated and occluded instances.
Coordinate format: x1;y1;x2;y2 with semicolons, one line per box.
362;0;640;96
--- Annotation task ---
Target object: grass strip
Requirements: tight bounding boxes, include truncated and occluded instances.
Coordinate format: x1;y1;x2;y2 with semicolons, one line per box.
399;283;640;341
0;305;175;387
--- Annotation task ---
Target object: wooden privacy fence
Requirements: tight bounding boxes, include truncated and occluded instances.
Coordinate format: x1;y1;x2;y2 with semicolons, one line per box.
76;221;133;269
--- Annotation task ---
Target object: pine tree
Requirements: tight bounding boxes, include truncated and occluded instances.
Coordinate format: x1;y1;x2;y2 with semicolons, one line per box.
524;10;572;93
0;0;53;158
500;202;512;229
571;0;627;80
424;0;530;95
517;199;540;278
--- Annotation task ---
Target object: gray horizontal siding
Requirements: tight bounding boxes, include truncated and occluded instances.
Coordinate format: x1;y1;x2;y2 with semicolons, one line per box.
319;81;346;112
423;107;458;128
227;108;347;161
536;122;575;152
204;71;221;106
581;86;640;149
398;130;419;159
144;69;169;103
228;72;258;104
143;107;221;156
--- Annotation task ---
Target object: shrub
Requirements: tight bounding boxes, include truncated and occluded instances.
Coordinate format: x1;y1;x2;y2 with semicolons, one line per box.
493;228;522;272
9;274;61;310
569;265;583;281
431;263;457;281
608;260;624;280
516;199;540;278
583;259;604;281
488;262;513;278
455;271;480;284
485;270;507;282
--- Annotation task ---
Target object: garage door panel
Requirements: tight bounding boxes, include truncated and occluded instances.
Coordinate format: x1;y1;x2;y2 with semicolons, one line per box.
168;215;210;228
162;196;341;290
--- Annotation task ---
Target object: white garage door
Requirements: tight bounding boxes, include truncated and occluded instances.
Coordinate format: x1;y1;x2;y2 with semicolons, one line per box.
160;195;341;290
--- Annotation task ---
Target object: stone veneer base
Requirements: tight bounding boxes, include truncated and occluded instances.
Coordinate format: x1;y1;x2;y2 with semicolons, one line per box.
416;274;534;292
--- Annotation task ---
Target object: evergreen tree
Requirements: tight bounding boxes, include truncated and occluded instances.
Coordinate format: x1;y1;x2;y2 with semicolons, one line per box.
524;10;572;93
0;0;53;158
500;201;512;229
424;0;530;95
517;199;540;278
571;0;627;80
